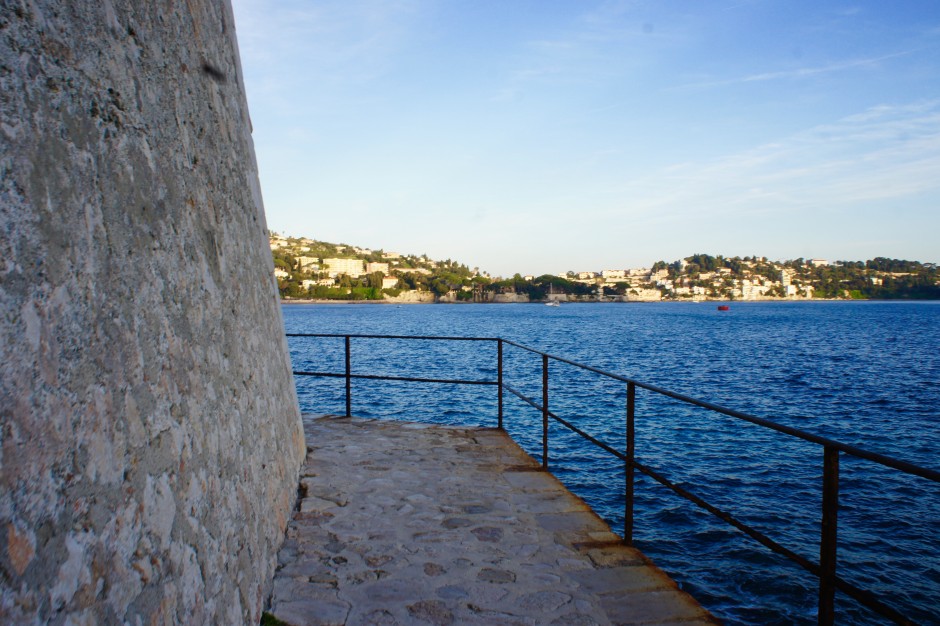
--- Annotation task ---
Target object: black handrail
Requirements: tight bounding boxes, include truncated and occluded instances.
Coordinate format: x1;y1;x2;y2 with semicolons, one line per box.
286;332;937;626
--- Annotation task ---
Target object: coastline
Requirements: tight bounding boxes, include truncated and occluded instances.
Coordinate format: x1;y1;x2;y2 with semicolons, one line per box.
278;297;894;305
282;298;430;305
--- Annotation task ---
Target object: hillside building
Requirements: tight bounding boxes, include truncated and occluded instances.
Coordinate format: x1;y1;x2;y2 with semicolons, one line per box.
296;256;319;270
324;257;366;277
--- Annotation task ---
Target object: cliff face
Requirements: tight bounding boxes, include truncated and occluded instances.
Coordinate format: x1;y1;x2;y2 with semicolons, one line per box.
0;2;305;623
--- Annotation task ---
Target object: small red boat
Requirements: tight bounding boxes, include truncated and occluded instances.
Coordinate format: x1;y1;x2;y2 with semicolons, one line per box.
717;305;730;311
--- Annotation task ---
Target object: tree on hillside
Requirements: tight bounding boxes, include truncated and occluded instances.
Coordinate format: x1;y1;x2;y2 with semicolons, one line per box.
686;253;721;272
866;257;924;273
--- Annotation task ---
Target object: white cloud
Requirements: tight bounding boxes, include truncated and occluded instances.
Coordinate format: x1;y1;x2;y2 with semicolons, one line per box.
672;49;923;92
232;0;425;99
605;99;940;220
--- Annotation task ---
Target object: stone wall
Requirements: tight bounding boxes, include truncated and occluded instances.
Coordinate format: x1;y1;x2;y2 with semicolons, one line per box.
0;1;305;623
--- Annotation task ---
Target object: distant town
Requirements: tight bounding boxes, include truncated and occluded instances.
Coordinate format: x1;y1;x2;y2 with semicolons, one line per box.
270;233;940;303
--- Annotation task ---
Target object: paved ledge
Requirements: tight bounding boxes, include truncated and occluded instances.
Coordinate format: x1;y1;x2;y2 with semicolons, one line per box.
268;415;716;626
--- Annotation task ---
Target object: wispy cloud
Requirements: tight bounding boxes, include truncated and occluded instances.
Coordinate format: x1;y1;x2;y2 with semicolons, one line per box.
606;99;940;219
232;0;425;98
721;0;765;11
672;48;924;91
486;1;671;101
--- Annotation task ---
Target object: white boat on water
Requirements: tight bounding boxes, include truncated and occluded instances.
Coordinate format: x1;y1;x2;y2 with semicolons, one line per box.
546;300;560;307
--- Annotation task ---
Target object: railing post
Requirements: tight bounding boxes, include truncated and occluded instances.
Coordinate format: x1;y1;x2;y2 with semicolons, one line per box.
497;339;504;429
819;445;839;625
541;353;549;469
344;336;352;417
625;381;636;545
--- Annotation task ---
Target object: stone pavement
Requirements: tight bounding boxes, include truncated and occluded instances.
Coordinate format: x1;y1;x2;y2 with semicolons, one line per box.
267;415;717;625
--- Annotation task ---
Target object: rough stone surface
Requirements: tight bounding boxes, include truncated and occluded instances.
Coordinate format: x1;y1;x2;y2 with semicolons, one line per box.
270;416;716;625
0;2;305;623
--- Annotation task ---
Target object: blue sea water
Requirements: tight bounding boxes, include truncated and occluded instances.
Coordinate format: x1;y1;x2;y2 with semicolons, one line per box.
282;301;940;625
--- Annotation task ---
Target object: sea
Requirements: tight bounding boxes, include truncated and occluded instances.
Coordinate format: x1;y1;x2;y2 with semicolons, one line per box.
282;301;940;625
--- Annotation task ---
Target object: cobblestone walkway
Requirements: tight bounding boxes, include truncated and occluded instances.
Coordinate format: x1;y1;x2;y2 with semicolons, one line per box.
267;415;715;625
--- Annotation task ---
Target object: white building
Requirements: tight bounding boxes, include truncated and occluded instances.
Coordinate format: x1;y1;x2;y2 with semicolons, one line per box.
296;256;319;270
741;280;770;300
323;258;366;277
625;287;662;301
366;262;390;274
601;269;626;280
649;269;669;281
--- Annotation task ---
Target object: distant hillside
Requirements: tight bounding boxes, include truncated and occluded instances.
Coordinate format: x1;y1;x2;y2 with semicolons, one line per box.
269;233;489;301
270;233;940;302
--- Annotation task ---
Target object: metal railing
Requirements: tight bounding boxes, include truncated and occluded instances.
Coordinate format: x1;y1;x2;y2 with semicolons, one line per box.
286;332;939;626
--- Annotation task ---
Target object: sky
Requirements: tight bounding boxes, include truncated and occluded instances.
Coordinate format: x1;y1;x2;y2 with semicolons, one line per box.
230;0;940;277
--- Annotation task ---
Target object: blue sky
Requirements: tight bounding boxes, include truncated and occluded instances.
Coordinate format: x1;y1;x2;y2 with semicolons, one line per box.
230;0;940;277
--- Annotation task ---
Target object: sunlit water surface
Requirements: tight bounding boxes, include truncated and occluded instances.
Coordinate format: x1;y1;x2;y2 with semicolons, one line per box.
283;301;940;625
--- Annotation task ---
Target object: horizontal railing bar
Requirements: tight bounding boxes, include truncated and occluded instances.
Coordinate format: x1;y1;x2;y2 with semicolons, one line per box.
295;331;939;481
353;374;496;386
498;340;940;483
551;412;625;460
503;384;625;460
287;332;499;342
635;388;940;483
500;382;913;624
506;379;839;605
293;371;497;386
501;338;632;378
831;574;916;626
632;458;820;574
293;370;346;378
634;458;913;624
289;335;939;481
502;383;545;413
